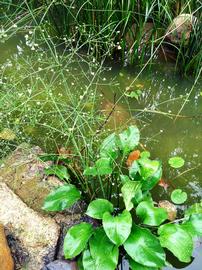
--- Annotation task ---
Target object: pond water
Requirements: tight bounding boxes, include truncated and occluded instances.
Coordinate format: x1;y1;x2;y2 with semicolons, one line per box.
0;34;202;269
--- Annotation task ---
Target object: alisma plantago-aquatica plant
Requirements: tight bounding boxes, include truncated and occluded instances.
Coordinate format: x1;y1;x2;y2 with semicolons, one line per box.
42;126;202;270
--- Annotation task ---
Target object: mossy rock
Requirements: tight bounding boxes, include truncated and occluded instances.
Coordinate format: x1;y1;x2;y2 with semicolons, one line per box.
0;143;62;214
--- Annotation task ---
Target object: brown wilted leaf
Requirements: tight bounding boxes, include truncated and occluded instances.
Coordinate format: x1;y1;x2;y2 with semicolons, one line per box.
126;150;140;167
158;178;169;190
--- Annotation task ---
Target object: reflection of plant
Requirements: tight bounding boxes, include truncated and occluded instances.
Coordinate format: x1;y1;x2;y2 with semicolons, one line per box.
43;126;202;270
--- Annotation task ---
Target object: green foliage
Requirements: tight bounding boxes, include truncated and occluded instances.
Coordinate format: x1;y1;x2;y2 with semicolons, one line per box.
100;133;119;160
138;158;162;191
82;249;95;270
117;126;140;155
136;201;168;226
129;259;158;270
84;158;112;176
44;164;70;181
63;222;93;259
86;199;114;219
103;210;132;246
182;214;202;237
121;180;142;211
168;157;185;168
89;228;119;270
124;225;166;268
42;184;81;211
171;189;188;204
42;126;200;269
185;200;202;216
158;223;193;263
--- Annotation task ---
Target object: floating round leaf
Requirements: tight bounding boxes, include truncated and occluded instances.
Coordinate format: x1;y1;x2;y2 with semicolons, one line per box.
171;189;187;204
168;157;185;168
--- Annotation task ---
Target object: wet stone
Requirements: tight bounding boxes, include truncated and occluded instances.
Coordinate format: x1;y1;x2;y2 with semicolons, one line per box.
42;260;78;270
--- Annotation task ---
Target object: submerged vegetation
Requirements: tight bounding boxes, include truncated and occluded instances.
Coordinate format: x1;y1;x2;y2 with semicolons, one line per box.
43;126;202;270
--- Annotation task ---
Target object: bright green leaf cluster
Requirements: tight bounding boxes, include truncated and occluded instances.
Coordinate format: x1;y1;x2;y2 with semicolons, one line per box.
84;126;140;176
41;126;200;270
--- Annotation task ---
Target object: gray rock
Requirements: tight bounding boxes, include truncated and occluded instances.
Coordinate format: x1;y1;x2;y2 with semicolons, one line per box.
42;260;77;270
0;183;60;270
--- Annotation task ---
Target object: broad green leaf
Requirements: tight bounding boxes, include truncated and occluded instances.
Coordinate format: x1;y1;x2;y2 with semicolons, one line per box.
77;255;84;270
103;210;132;246
100;133;119;159
185;201;202;217
120;174;130;184
168;157;185;168
158;223;193;263
129;160;140;179
90;228;119;270
96;158;113;175
121;180;142;210
171;189;187;204
83;166;97;176
64;222;93;259
132;191;153;206
117;126;140;154
42;184;81;211
136;201;168;226
140;151;151;159
82;249;95;270
182;214;202;237
124;225;166;268
44;165;70;180
129;259;158;270
86;199;114;219
138;158;162;191
84;158;112;176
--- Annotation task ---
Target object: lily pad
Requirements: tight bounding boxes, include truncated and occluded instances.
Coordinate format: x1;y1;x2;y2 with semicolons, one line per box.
171;189;187;204
168;157;185;168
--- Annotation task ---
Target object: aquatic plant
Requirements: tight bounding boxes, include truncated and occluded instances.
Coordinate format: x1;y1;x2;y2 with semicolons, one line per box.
43;125;202;269
0;0;201;76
